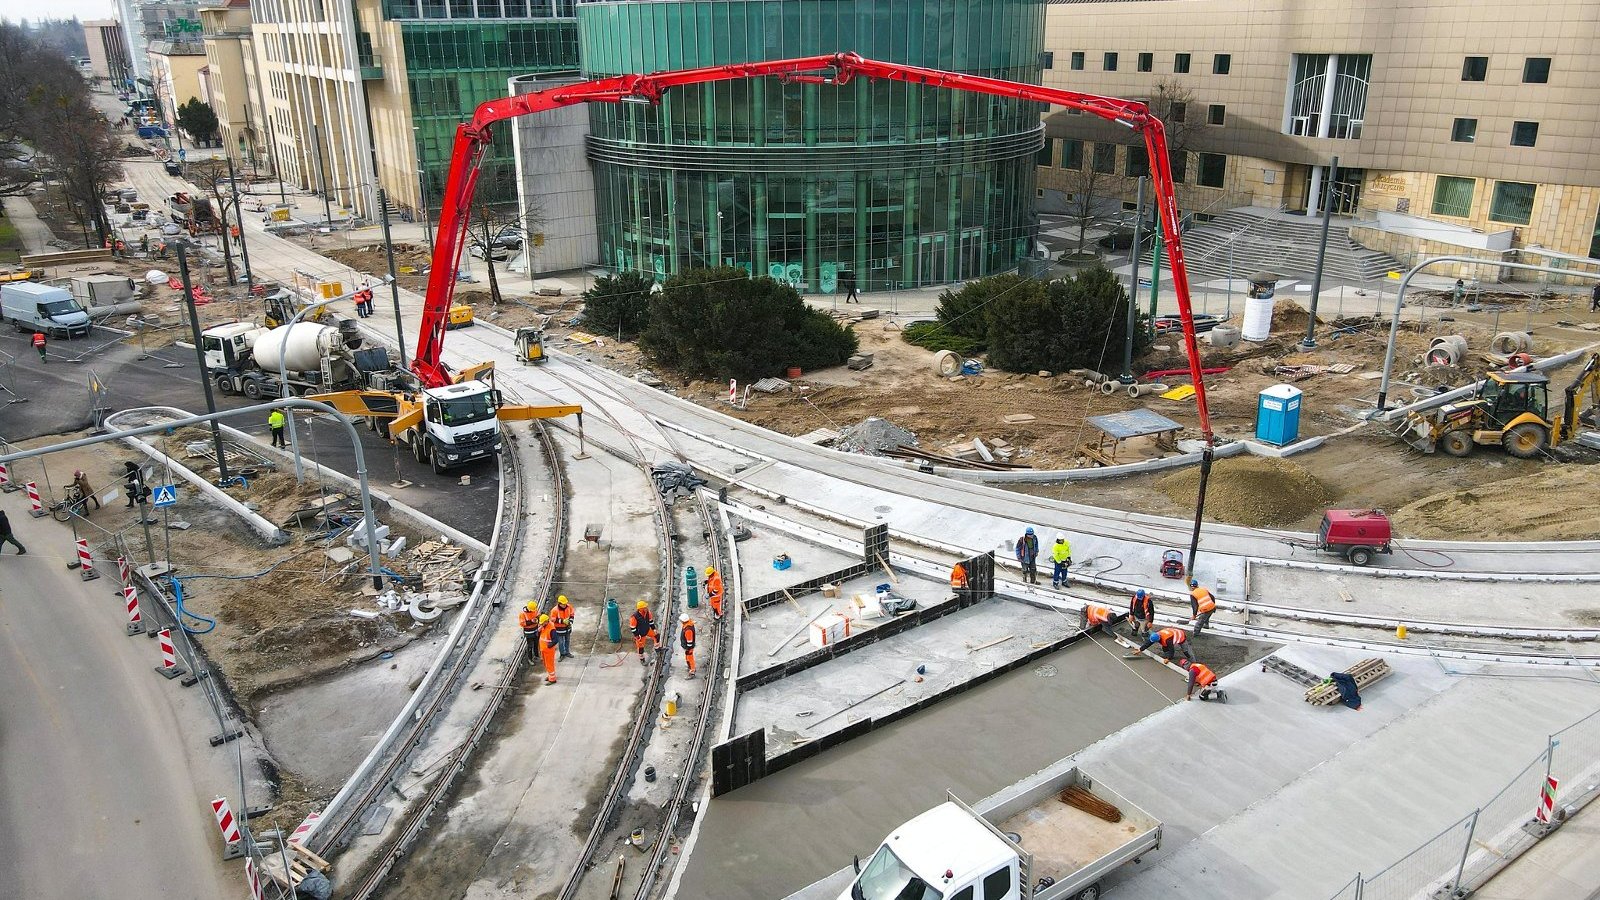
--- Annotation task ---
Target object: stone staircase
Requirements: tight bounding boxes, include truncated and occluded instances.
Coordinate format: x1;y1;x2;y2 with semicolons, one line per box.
1144;207;1401;284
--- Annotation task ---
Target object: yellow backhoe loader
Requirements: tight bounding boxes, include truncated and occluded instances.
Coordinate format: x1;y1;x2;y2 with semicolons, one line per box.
1396;353;1599;459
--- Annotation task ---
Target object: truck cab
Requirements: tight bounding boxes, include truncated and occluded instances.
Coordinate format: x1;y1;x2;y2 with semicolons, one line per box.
848;804;1021;900
417;381;504;473
201;321;267;373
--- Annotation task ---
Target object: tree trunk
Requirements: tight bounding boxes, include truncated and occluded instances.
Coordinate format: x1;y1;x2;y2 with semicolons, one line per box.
486;254;502;306
216;192;236;285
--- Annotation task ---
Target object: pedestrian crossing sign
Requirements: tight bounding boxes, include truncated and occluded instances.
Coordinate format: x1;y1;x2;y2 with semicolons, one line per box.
151;485;178;508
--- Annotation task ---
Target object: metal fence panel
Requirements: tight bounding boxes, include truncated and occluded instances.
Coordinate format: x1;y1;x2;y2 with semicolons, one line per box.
1456;750;1551;888
1550;706;1600;808
1358;812;1476;900
1326;874;1362;900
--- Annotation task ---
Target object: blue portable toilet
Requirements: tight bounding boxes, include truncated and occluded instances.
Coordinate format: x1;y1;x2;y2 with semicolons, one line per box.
1256;384;1302;445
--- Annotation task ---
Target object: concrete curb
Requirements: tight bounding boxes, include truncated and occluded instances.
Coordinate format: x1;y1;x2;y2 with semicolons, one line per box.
923;441;1248;483
103;409;289;545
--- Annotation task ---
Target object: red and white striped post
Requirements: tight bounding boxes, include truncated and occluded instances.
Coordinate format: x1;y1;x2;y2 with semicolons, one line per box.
728;379;738;404
76;538;98;581
245;857;265;900
25;481;43;517
288;810;320;846
1536;775;1559;823
0;459;16;492
154;628;186;679
117;555;131;588
124;585;144;636
209;796;245;860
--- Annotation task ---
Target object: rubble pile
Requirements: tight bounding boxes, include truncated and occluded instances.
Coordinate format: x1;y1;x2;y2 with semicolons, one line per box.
835;417;917;455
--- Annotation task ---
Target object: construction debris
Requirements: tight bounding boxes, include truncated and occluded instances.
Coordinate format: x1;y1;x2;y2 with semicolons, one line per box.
835;417;917;455
751;377;791;393
1059;784;1123;823
651;461;708;496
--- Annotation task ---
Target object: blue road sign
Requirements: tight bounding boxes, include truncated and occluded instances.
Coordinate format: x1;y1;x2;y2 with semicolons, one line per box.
151;484;178;508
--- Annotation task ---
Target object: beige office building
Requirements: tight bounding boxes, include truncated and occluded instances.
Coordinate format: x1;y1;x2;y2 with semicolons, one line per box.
1038;0;1600;274
201;0;270;165
147;39;208;130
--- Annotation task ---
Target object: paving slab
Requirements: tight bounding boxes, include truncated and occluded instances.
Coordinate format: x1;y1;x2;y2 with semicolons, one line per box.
1248;564;1600;630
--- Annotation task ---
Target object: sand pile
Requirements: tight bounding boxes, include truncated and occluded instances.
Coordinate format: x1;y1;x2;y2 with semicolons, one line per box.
1391;465;1600;541
1158;455;1334;527
836;417;917;455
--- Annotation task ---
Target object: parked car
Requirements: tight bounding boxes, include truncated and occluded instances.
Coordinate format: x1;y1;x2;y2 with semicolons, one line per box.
164;161;182;176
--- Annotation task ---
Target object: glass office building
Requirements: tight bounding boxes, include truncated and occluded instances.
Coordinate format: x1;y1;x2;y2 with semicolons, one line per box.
578;0;1046;292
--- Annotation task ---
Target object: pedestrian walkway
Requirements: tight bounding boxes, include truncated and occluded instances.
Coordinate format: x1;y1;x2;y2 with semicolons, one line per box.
2;195;58;255
1475;798;1600;900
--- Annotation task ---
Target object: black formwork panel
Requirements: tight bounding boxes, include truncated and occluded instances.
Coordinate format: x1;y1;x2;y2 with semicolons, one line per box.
863;523;889;567
710;729;767;797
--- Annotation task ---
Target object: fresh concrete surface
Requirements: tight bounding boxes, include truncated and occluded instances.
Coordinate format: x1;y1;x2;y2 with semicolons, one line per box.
1475;799;1600;900
736;597;1076;752
0;492;239;899
1083;646;1600;899
675;638;1179;900
739;571;950;675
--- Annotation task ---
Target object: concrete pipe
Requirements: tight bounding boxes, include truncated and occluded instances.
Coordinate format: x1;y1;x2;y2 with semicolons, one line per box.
1081;369;1113;384
1425;335;1468;367
1207;325;1242;350
1099;379;1119;395
933;350;961;377
1489;331;1533;355
1127;382;1170;398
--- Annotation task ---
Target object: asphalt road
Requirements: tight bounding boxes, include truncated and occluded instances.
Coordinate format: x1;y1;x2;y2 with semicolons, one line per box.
0;496;234;898
0;325;499;542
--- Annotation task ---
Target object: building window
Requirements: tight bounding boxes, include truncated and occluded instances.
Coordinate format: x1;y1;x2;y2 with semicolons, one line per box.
1511;121;1539;147
1137;52;1153;72
1104;52;1118;72
1212;54;1231;75
1286;53;1371;139
1198;152;1226;187
1522;57;1550;83
1431;176;1475;218
1462;56;1488;81
1174;53;1190;74
1061;139;1084;170
1489;181;1536;225
1451;118;1477;143
1126;145;1149;177
1168;101;1187;123
1092;142;1117;174
1037;141;1054;166
1208;104;1226;126
1070;51;1084;71
1039;51;1054;70
1170;151;1187;183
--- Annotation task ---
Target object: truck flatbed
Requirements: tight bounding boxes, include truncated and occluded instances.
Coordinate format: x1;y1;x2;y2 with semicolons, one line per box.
998;800;1147;884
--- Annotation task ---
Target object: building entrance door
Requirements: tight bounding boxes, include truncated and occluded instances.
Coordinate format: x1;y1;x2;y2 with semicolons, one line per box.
917;234;948;285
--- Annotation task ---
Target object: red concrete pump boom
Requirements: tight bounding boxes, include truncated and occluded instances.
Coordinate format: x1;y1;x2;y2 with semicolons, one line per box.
415;52;1215;448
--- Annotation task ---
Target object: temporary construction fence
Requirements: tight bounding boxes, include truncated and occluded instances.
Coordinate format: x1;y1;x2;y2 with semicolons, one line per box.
1329;701;1600;899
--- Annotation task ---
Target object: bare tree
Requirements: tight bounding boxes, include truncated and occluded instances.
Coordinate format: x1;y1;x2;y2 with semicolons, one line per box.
1063;161;1116;257
186;159;239;285
1147;78;1198;173
463;196;545;307
26;65;121;245
0;25;45;197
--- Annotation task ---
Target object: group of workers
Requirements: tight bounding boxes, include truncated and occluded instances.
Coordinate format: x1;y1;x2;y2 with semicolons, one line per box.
1013;527;1073;587
1119;579;1222;702
518;565;726;686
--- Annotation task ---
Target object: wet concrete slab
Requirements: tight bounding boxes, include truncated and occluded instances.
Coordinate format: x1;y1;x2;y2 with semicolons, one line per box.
673;638;1179;900
734;513;865;606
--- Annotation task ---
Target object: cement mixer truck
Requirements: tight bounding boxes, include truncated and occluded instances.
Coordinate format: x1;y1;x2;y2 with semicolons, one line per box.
202;319;394;400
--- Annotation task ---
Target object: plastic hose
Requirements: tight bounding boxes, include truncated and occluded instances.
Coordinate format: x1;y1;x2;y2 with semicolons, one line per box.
166;575;218;634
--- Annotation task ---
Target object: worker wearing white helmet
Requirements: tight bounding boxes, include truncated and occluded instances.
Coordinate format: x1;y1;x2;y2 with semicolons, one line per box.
1051;533;1073;588
680;613;697;678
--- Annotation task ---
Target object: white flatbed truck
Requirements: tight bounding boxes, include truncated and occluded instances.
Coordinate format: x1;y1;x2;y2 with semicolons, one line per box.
786;758;1160;900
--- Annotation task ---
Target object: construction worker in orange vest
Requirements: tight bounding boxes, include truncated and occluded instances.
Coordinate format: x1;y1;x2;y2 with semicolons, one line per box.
1186;661;1222;701
518;601;540;651
1131;627;1192;666
630;600;661;664
679;614;697;678
950;561;969;594
31;331;46;363
550;595;575;658
1128;589;1155;640
1189;580;1217;635
703;566;724;619
1083;603;1113;629
537;613;559;684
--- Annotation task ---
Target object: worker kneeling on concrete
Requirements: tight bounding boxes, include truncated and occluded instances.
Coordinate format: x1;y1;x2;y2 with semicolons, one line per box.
630;600;662;665
1128;589;1155;640
703;566;724;619
680;614;697;679
518;601;540;650
1132;627;1192;666
551;595;575;658
538;614;559;684
1189;580;1217;634
1186;661;1225;702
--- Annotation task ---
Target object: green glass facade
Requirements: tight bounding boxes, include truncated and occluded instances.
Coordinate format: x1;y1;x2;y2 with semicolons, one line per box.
578;0;1046;291
382;5;579;206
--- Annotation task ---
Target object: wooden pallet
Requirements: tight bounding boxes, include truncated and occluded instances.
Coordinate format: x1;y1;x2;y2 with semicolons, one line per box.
259;842;332;890
1305;657;1391;706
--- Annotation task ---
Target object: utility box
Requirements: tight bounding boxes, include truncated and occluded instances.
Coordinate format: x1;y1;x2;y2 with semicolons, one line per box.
1256;384;1303;446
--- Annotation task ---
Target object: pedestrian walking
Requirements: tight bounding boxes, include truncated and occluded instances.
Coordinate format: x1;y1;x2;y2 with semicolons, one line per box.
0;510;26;555
841;270;860;304
1591;281;1600;313
1188;579;1217;635
1050;533;1072;587
550;594;574;658
1186;661;1222;701
1014;527;1040;584
1128;589;1155;640
629;600;661;664
268;409;287;448
537;613;559;684
680;614;697;678
72;470;102;512
32;331;46;363
703;566;724;619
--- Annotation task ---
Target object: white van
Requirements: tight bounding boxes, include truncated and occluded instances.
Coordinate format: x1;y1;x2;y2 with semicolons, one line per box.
2;282;92;338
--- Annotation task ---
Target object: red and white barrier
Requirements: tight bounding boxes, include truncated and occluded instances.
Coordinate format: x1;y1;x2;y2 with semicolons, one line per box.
26;481;43;517
124;585;143;635
210;796;244;860
76;538;98;581
289;810;320;846
1536;775;1559;823
728;379;738;403
0;460;13;491
245;858;265;900
117;555;131;588
154;628;185;678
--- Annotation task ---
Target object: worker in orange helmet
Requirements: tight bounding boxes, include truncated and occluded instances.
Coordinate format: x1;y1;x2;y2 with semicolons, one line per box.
537;613;559;684
1186;661;1222;702
629;600;661;665
1130;627;1192;666
1188;579;1217;635
703;566;724;619
679;614;697;679
518;601;540;651
550;595;575;658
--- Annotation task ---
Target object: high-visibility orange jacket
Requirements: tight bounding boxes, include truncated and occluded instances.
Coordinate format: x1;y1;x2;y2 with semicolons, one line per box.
538;619;558;651
1157;628;1189;648
704;571;723;600
680;621;696;651
950;563;968;588
518;609;539;635
1085;604;1112;626
551;603;574;634
1189;663;1217;687
630;608;656;637
1191;587;1216;616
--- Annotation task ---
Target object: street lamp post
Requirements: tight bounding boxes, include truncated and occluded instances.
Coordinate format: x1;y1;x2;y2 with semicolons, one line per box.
227;155;254;296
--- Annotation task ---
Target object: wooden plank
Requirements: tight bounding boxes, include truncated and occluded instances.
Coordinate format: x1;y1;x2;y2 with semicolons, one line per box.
875;552;899;587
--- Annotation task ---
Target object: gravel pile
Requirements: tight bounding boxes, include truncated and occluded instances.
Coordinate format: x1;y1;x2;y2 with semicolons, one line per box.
1157;456;1334;528
835;417;917;455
